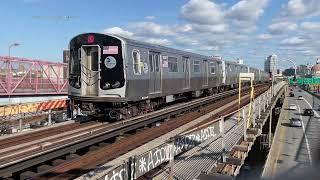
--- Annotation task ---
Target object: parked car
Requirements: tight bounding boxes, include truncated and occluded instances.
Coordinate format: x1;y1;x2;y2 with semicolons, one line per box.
298;95;303;100
289;104;297;110
289;92;294;97
298;89;302;92
303;109;314;116
290;118;302;127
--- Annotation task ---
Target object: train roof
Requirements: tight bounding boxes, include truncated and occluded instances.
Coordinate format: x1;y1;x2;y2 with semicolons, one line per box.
72;33;265;71
111;33;214;60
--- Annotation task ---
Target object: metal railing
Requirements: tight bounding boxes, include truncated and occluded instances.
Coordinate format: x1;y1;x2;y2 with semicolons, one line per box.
0;56;68;96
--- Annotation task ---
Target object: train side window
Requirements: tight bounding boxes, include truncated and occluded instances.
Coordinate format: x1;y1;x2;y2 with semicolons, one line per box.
193;60;200;73
210;61;215;74
168;56;178;72
133;49;141;75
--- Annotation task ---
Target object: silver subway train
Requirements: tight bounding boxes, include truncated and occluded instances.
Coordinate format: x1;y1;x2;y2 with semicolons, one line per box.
68;33;269;120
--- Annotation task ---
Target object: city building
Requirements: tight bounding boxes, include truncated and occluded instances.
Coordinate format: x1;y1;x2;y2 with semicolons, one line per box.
283;68;295;76
311;58;320;76
283;65;311;77
264;54;278;75
236;58;243;64
297;64;310;76
63;50;70;63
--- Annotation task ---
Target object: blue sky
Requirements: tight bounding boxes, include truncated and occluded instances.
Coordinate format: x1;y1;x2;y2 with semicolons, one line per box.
0;0;319;69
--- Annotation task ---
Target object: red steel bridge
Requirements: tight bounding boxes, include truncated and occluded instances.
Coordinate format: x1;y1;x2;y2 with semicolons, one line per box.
0;56;68;96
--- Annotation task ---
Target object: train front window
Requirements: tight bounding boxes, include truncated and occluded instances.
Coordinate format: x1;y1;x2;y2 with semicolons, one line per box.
69;49;81;88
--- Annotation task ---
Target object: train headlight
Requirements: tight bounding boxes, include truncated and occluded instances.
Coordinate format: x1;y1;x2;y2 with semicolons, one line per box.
112;81;120;88
102;83;111;90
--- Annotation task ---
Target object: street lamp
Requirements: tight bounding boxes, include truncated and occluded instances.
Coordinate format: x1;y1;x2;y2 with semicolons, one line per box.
279;59;297;77
7;43;20;101
8;43;20;58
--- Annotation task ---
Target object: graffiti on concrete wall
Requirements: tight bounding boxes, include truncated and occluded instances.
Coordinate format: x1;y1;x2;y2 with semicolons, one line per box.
100;121;221;180
102;163;130;180
134;122;220;178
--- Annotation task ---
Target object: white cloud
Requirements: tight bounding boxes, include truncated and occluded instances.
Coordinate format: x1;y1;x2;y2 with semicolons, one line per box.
102;0;294;67
239;25;257;34
178;24;193;33
269;21;298;34
191;24;228;34
102;26;172;46
145;16;156;20
103;27;133;37
197;45;220;51
280;36;305;46
226;0;269;34
300;50;314;55
143;38;171;46
257;33;272;40
181;0;224;25
174;36;199;46
268;1;320;64
281;0;320;19
227;0;269;22
130;22;191;36
301;21;320;31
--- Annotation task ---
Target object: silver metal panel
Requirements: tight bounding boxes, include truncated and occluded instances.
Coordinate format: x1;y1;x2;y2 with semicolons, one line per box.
182;57;190;89
80;45;100;96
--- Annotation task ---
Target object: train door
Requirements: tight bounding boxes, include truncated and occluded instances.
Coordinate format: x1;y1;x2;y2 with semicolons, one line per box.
182;57;190;89
80;45;100;96
203;60;209;86
149;51;161;93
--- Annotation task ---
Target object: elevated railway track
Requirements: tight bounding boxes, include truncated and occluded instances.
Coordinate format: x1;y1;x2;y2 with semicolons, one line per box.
0;84;269;179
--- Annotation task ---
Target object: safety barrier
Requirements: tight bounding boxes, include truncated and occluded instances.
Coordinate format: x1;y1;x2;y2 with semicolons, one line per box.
0;99;67;117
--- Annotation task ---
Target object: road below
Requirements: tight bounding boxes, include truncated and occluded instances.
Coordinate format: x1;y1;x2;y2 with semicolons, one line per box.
264;86;320;179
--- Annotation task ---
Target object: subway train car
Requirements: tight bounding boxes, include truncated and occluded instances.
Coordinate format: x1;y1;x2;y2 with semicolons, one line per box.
68;33;268;120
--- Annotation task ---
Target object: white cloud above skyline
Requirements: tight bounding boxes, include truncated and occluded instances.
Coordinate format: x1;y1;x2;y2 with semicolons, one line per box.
101;0;319;68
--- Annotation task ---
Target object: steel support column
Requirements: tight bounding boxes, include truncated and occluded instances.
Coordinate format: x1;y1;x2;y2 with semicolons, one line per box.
220;117;226;162
243;108;247;141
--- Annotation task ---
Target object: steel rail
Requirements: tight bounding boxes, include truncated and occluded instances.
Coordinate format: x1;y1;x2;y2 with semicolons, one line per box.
0;84;267;177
